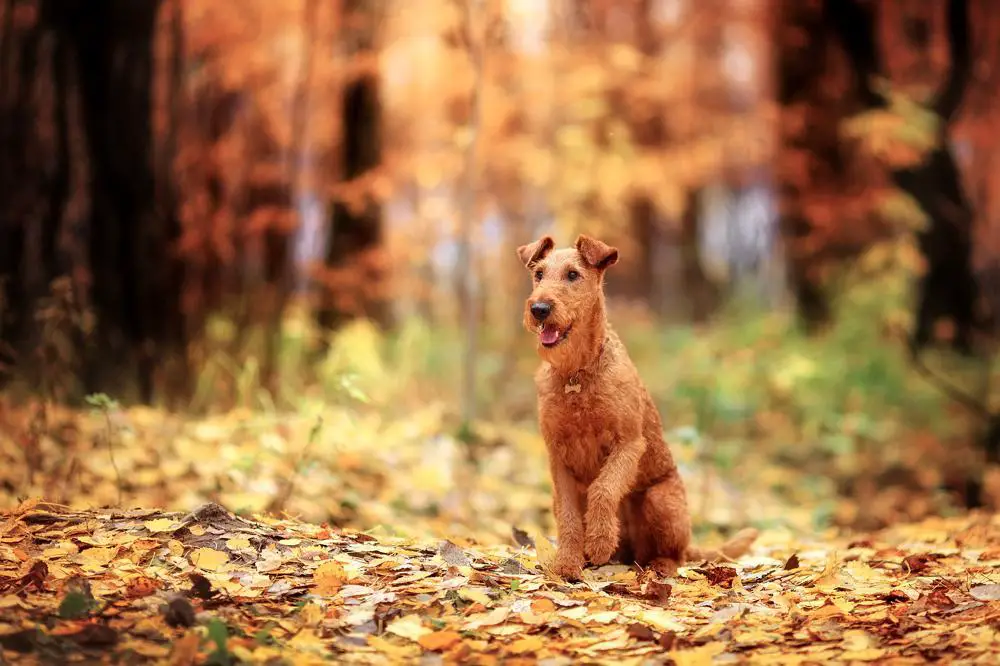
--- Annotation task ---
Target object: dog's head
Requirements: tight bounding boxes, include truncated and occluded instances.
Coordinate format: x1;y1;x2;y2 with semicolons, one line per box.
516;234;619;365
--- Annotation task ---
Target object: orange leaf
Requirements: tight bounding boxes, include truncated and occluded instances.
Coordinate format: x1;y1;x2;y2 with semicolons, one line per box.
418;630;462;651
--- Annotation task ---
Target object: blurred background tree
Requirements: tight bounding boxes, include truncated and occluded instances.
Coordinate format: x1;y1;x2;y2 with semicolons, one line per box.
1;0;998;533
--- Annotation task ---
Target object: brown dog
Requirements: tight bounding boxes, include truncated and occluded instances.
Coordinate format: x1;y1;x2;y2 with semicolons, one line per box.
518;234;757;579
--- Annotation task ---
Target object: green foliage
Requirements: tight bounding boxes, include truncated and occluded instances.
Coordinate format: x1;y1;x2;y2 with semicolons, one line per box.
204;618;234;666
57;589;97;620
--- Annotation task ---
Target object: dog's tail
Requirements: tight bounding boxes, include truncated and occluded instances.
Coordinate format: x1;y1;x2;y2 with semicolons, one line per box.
685;527;758;563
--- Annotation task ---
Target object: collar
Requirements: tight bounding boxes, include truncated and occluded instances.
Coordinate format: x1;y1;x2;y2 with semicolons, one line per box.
562;336;607;394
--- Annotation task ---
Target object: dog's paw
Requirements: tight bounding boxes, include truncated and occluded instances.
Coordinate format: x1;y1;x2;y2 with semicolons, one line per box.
584;531;618;566
551;549;585;580
648;557;680;577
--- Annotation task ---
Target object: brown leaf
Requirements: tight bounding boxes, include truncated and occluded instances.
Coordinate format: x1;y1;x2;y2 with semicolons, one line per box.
512;527;535;548
13;560;49;592
783;554;801;570
0;628;41;654
188;573;216;600
168;631;201;666
438;540;471;567
627;623;656;641
925;589;955;610
66;623;118;648
163;595;196;628
902;554;934;575
699;565;738;588
659;630;677;651
643;580;672;605
125;576;160;599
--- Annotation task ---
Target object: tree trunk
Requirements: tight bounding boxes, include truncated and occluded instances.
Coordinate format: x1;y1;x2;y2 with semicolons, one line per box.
316;0;387;333
0;0;186;403
772;0;853;332
826;0;978;356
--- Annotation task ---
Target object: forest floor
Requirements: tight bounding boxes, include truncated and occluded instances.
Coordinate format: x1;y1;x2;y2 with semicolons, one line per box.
2;502;1000;665
1;405;999;664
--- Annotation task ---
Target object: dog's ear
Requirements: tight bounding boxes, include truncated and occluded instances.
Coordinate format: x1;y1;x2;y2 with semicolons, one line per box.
516;236;555;268
575;235;619;271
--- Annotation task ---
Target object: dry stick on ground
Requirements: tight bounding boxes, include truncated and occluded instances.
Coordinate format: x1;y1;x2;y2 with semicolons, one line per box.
86;394;123;506
268;416;324;514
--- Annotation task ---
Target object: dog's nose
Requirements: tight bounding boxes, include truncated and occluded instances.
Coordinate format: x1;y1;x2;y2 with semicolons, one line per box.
530;302;552;322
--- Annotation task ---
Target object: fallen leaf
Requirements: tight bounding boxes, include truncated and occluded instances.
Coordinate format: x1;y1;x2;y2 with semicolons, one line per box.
438;540;472;567
189;547;228;572
313;561;347;595
80;547;118;567
512;527;535;548
627;623;656;641
143;518;180;533
508;636;544;654
163;595;196;628
417;630;461;651
969;584;1000;601
385;614;430;641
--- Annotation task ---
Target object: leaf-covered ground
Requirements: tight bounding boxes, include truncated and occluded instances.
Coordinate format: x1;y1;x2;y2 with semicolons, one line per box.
2;402;999;663
2;501;1000;664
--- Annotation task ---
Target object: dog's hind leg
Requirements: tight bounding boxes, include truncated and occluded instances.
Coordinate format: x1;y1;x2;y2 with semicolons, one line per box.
631;474;692;575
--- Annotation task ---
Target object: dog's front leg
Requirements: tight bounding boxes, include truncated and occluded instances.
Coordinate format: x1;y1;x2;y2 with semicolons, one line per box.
548;457;586;579
585;437;645;565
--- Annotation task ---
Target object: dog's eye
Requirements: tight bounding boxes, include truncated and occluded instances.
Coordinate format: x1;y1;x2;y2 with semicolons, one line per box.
534;270;544;281
566;270;579;282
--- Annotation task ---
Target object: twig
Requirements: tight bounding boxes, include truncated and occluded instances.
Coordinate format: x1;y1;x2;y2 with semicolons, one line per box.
269;416;324;513
102;411;123;507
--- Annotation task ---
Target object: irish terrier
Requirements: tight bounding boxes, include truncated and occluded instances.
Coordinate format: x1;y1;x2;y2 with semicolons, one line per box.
518;234;757;579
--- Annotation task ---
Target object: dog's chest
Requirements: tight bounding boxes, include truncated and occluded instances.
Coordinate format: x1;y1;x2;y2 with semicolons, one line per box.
538;387;619;483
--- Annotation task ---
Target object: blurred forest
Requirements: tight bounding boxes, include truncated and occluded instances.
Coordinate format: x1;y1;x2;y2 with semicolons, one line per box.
1;0;1000;541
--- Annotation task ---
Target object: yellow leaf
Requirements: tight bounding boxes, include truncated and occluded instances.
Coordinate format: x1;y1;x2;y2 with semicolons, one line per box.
385;614;430;642
189;547;229;572
313;561;347;595
831;596;856;614
842;648;887;661
189;525;206;537
508;636;545;654
533;532;557;573
417;630;462;651
226;537;252;551
142;518;180;533
669;642;725;666
458;588;492;607
637;609;686;633
80;547;118;566
366;635;417;659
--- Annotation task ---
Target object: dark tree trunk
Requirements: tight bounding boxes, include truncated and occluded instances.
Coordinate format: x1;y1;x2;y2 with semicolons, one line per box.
316;71;386;331
1;0;186;403
825;0;978;356
773;0;851;331
63;0;183;402
0;0;43;371
826;0;996;509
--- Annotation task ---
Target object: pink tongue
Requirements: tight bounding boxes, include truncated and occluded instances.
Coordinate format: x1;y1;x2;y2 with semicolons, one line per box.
540;325;561;345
